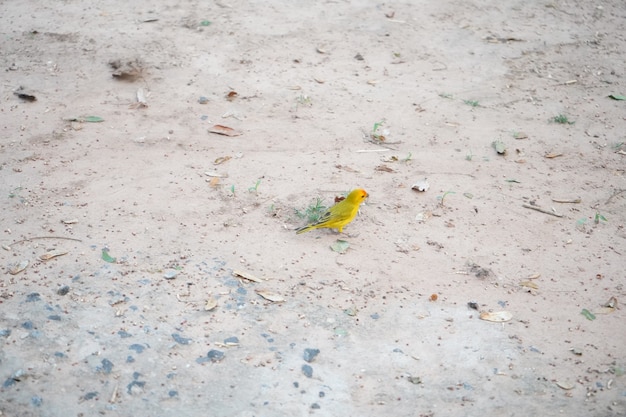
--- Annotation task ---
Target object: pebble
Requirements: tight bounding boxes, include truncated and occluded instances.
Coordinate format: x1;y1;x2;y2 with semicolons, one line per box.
172;333;192;345
22;321;34;330
224;336;239;345
303;348;320;363
57;286;70;296
97;359;114;374
31;395;43;407
118;330;132;338
82;392;98;401
47;315;61;321
129;344;145;354
0;329;11;337
168;390;178;397
196;349;225;364
301;364;313;378
26;293;41;302
311;403;321;409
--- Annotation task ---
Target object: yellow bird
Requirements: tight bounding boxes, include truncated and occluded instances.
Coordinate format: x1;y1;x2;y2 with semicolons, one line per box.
296;188;368;234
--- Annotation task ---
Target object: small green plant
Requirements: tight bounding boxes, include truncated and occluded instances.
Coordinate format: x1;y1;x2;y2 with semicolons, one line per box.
295;197;328;223
402;152;413;163
229;184;236;196
8;186;22;198
248;179;261;193
465;150;474;161
371;119;386;141
438;191;456;207
463;99;480;107
594;212;607;224
295;94;312;110
551;114;574;124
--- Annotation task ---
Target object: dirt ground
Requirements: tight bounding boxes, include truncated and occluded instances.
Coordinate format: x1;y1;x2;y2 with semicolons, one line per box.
1;0;625;416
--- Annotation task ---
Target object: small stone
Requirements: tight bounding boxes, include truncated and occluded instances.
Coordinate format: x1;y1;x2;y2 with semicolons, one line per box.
26;293;41;302
118;330;132;338
98;359;114;374
224;336;239;345
22;321;34;330
301;364;313;378
172;333;192;345
129;344;145;354
57;286;70;296
82;392;98;401
0;329;11;337
168;390;178;397
319;391;325;398
126;381;145;395
293;382;299;388
311;403;321;409
303;348;320;363
207;349;225;363
31;396;43;407
47;315;61;321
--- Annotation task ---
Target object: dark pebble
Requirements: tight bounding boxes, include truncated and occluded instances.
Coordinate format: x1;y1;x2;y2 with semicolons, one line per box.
319;391;325;398
168;390;178;397
98;359;114;374
224;336;239;344
172;333;192;345
129;344;145;354
57;286;70;296
22;321;34;330
0;329;11;337
370;313;380;319
207;349;225;362
82;392;98;401
26;293;41;302
132;372;141;380
293;382;299;388
303;348;320;363
47;315;61;321
3;378;16;388
126;380;145;395
54;352;65;358
311;403;321;409
301;364;313;378
31;396;43;407
393;348;404;353
118;330;132;338
126;356;135;363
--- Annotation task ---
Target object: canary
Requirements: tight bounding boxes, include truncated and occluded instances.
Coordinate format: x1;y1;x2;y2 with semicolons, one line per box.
296;188;368;234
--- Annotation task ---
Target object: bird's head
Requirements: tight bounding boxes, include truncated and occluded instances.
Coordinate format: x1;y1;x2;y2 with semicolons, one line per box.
348;188;368;203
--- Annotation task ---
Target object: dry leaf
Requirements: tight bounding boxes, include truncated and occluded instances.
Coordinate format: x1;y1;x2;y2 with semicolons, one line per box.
479;311;513;322
9;260;29;275
255;290;285;303
375;164;394;173
39;250;68;261
214;156;231;165
226;91;238;101
205;296;218;311
209;177;220;188
209;125;242;137
545;152;563;158
519;280;539;289
233;270;262;283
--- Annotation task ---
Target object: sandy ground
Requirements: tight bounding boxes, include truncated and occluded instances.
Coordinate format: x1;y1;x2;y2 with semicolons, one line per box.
1;0;626;416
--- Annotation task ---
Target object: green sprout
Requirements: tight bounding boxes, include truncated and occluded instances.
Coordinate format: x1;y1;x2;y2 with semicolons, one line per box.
551;114;575;124
295;197;328;223
594;212;607;224
438;191;456;207
463;99;480;107
248;179;261;193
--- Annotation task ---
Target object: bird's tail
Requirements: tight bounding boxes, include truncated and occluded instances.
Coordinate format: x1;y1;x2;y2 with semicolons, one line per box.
295;225;313;234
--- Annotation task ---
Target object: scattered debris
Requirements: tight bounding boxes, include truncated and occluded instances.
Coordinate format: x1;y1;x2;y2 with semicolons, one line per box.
479;311;513;322
233;270;262;283
205;296;218;311
209;124;242;136
412;178;430;192
255;290;284;303
522;203;563;217
492;140;507;155
39;250;68;261
8;260;29;275
13;86;37;102
109;58;145;80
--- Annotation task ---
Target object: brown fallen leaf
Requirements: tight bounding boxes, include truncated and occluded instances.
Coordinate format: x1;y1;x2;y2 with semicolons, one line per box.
255;290;285;303
209;125;242;137
233;270;262;283
479;311;513;322
9;260;29;275
39;250;68;261
375;164;394;173
545;152;563;158
214;156;231;165
226;91;238;101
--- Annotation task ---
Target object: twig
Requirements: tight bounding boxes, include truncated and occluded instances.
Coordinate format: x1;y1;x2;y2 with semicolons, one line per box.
9;236;83;246
552;198;581;204
522;204;563;217
606;189;626;205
